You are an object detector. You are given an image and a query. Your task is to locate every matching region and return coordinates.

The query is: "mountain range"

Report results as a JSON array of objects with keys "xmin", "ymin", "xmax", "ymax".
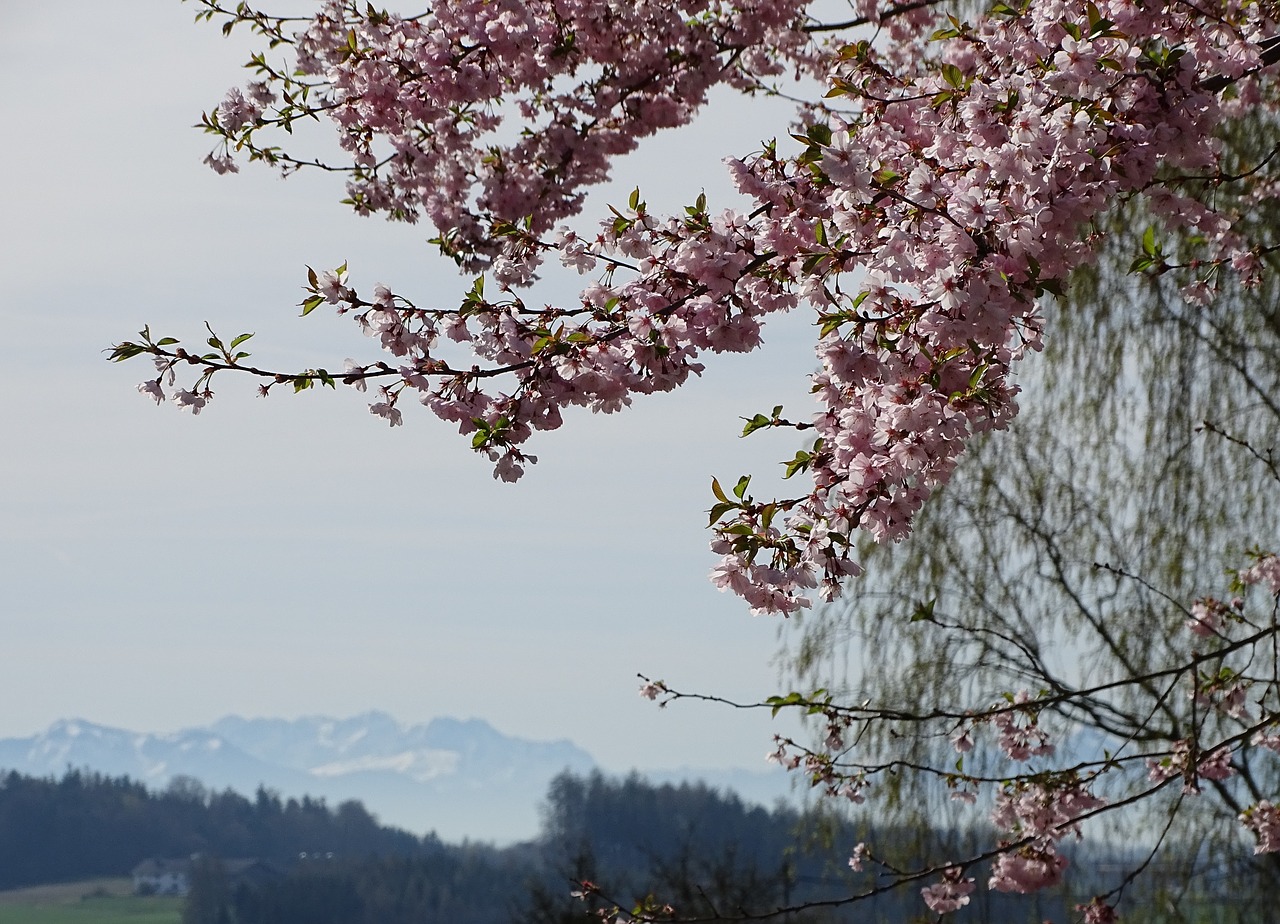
[{"xmin": 0, "ymin": 713, "xmax": 792, "ymax": 843}]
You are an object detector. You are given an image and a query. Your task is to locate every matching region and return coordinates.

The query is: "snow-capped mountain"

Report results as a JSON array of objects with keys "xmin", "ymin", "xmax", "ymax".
[
  {"xmin": 0, "ymin": 713, "xmax": 593, "ymax": 843},
  {"xmin": 0, "ymin": 714, "xmax": 793, "ymax": 844}
]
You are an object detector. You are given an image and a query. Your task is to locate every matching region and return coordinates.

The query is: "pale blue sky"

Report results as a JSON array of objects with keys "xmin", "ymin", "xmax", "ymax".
[{"xmin": 1, "ymin": 4, "xmax": 825, "ymax": 772}]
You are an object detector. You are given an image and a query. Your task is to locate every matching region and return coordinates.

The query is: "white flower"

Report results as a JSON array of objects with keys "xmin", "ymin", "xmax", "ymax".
[
  {"xmin": 173, "ymin": 389, "xmax": 208, "ymax": 415},
  {"xmin": 137, "ymin": 380, "xmax": 165, "ymax": 405}
]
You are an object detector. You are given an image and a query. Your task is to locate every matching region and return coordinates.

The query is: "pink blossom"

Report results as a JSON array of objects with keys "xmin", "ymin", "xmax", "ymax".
[
  {"xmin": 1197, "ymin": 747, "xmax": 1236, "ymax": 782},
  {"xmin": 491, "ymin": 451, "xmax": 525, "ymax": 482},
  {"xmin": 369, "ymin": 401, "xmax": 402, "ymax": 427},
  {"xmin": 992, "ymin": 780, "xmax": 1105, "ymax": 844},
  {"xmin": 1148, "ymin": 740, "xmax": 1235, "ymax": 790},
  {"xmin": 217, "ymin": 86, "xmax": 262, "ymax": 133},
  {"xmin": 318, "ymin": 270, "xmax": 347, "ymax": 305},
  {"xmin": 1240, "ymin": 801, "xmax": 1280, "ymax": 853},
  {"xmin": 1240, "ymin": 555, "xmax": 1280, "ymax": 595},
  {"xmin": 173, "ymin": 389, "xmax": 208, "ymax": 414},
  {"xmin": 1077, "ymin": 898, "xmax": 1119, "ymax": 924},
  {"xmin": 921, "ymin": 867, "xmax": 975, "ymax": 914},
  {"xmin": 1252, "ymin": 727, "xmax": 1280, "ymax": 753},
  {"xmin": 1218, "ymin": 683, "xmax": 1250, "ymax": 720},
  {"xmin": 157, "ymin": 0, "xmax": 1280, "ymax": 618},
  {"xmin": 202, "ymin": 152, "xmax": 238, "ymax": 175},
  {"xmin": 1187, "ymin": 598, "xmax": 1229, "ymax": 637},
  {"xmin": 343, "ymin": 359, "xmax": 368, "ymax": 393},
  {"xmin": 993, "ymin": 692, "xmax": 1054, "ymax": 761},
  {"xmin": 989, "ymin": 847, "xmax": 1067, "ymax": 893},
  {"xmin": 136, "ymin": 380, "xmax": 165, "ymax": 405}
]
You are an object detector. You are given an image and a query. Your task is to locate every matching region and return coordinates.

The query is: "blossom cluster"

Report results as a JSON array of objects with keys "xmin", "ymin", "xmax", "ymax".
[
  {"xmin": 988, "ymin": 778, "xmax": 1105, "ymax": 893},
  {"xmin": 702, "ymin": 1, "xmax": 1280, "ymax": 612},
  {"xmin": 682, "ymin": 540, "xmax": 1280, "ymax": 914},
  {"xmin": 1240, "ymin": 553, "xmax": 1280, "ymax": 595},
  {"xmin": 208, "ymin": 0, "xmax": 819, "ymax": 267},
  {"xmin": 1146, "ymin": 740, "xmax": 1236, "ymax": 791},
  {"xmin": 920, "ymin": 866, "xmax": 975, "ymax": 914},
  {"xmin": 1240, "ymin": 801, "xmax": 1280, "ymax": 854},
  {"xmin": 113, "ymin": 2, "xmax": 1280, "ymax": 916},
  {"xmin": 124, "ymin": 0, "xmax": 1280, "ymax": 618}
]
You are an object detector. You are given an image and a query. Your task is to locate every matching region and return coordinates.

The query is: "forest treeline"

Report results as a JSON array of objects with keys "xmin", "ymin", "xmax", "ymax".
[
  {"xmin": 0, "ymin": 769, "xmax": 427, "ymax": 889},
  {"xmin": 181, "ymin": 770, "xmax": 964, "ymax": 924},
  {"xmin": 0, "ymin": 767, "xmax": 1252, "ymax": 922}
]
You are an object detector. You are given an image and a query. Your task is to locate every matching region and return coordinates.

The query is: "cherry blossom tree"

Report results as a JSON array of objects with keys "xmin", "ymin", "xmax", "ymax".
[
  {"xmin": 778, "ymin": 240, "xmax": 1280, "ymax": 919},
  {"xmin": 112, "ymin": 0, "xmax": 1280, "ymax": 919}
]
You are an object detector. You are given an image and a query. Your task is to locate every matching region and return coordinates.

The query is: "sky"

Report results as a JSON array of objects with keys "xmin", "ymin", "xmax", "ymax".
[{"xmin": 0, "ymin": 4, "xmax": 828, "ymax": 774}]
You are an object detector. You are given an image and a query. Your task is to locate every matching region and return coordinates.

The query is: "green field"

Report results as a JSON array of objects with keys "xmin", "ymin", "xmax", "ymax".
[{"xmin": 0, "ymin": 880, "xmax": 181, "ymax": 924}]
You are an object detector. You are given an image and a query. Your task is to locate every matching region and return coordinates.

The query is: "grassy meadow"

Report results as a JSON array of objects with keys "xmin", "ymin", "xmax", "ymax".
[{"xmin": 0, "ymin": 879, "xmax": 181, "ymax": 924}]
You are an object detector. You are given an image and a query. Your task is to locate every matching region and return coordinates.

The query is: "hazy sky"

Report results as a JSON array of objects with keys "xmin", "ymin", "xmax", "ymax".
[{"xmin": 1, "ymin": 4, "xmax": 828, "ymax": 773}]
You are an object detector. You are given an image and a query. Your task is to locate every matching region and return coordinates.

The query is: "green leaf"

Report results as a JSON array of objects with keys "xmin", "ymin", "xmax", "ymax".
[
  {"xmin": 107, "ymin": 343, "xmax": 145, "ymax": 362},
  {"xmin": 759, "ymin": 503, "xmax": 777, "ymax": 529},
  {"xmin": 941, "ymin": 63, "xmax": 964, "ymax": 88},
  {"xmin": 910, "ymin": 598, "xmax": 937, "ymax": 622},
  {"xmin": 741, "ymin": 414, "xmax": 772, "ymax": 437},
  {"xmin": 711, "ymin": 477, "xmax": 729, "ymax": 504},
  {"xmin": 1142, "ymin": 226, "xmax": 1158, "ymax": 256},
  {"xmin": 155, "ymin": 337, "xmax": 179, "ymax": 347},
  {"xmin": 300, "ymin": 295, "xmax": 324, "ymax": 316},
  {"xmin": 708, "ymin": 502, "xmax": 736, "ymax": 527},
  {"xmin": 818, "ymin": 312, "xmax": 848, "ymax": 338},
  {"xmin": 766, "ymin": 691, "xmax": 805, "ymax": 717},
  {"xmin": 732, "ymin": 475, "xmax": 751, "ymax": 500},
  {"xmin": 1038, "ymin": 278, "xmax": 1066, "ymax": 298},
  {"xmin": 229, "ymin": 332, "xmax": 255, "ymax": 349},
  {"xmin": 806, "ymin": 123, "xmax": 832, "ymax": 146},
  {"xmin": 783, "ymin": 450, "xmax": 812, "ymax": 479}
]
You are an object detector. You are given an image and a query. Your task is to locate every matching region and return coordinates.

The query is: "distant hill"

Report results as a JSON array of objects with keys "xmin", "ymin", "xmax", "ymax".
[{"xmin": 0, "ymin": 713, "xmax": 792, "ymax": 843}]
